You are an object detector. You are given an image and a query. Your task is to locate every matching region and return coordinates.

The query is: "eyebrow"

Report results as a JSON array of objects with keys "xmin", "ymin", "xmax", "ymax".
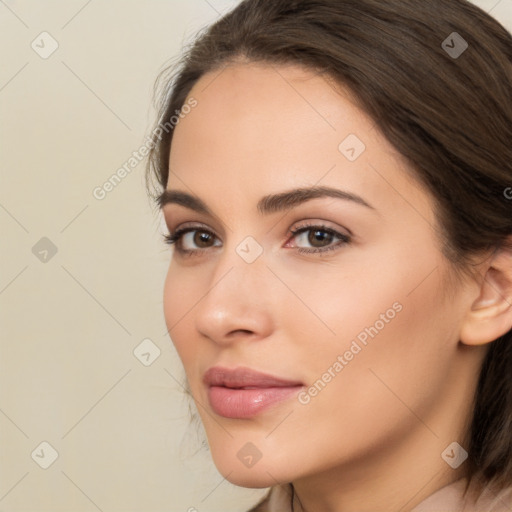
[{"xmin": 157, "ymin": 185, "xmax": 376, "ymax": 215}]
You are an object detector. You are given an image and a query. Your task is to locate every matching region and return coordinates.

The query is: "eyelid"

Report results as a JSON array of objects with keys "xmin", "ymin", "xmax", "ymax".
[
  {"xmin": 287, "ymin": 219, "xmax": 350, "ymax": 236},
  {"xmin": 165, "ymin": 220, "xmax": 220, "ymax": 241},
  {"xmin": 164, "ymin": 219, "xmax": 347, "ymax": 243},
  {"xmin": 284, "ymin": 222, "xmax": 351, "ymax": 252},
  {"xmin": 163, "ymin": 220, "xmax": 352, "ymax": 258},
  {"xmin": 163, "ymin": 209, "xmax": 227, "ymax": 238}
]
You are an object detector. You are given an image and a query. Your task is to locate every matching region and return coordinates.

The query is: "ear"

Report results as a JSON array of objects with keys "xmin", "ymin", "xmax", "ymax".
[{"xmin": 460, "ymin": 241, "xmax": 512, "ymax": 346}]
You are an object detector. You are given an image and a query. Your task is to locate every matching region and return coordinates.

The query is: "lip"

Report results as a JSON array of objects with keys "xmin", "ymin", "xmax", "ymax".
[
  {"xmin": 203, "ymin": 366, "xmax": 303, "ymax": 388},
  {"xmin": 204, "ymin": 366, "xmax": 304, "ymax": 419}
]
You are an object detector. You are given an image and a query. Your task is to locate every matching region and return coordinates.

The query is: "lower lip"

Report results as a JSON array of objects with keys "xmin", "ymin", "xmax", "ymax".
[{"xmin": 207, "ymin": 385, "xmax": 303, "ymax": 419}]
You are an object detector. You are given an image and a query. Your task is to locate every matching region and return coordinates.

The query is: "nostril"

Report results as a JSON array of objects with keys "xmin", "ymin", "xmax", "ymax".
[
  {"xmin": 218, "ymin": 329, "xmax": 256, "ymax": 343},
  {"xmin": 229, "ymin": 329, "xmax": 254, "ymax": 336}
]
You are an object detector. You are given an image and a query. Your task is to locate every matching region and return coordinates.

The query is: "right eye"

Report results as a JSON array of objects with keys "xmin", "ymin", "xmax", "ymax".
[{"xmin": 163, "ymin": 227, "xmax": 222, "ymax": 255}]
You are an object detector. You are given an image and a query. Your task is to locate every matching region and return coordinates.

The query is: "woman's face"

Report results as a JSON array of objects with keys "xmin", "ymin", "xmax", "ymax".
[{"xmin": 161, "ymin": 62, "xmax": 482, "ymax": 489}]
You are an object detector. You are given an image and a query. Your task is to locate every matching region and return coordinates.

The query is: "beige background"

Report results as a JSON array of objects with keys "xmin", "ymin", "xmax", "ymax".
[{"xmin": 1, "ymin": 1, "xmax": 511, "ymax": 511}]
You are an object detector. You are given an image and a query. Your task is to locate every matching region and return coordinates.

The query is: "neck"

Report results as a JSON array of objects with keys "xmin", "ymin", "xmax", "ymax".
[
  {"xmin": 291, "ymin": 434, "xmax": 467, "ymax": 512},
  {"xmin": 290, "ymin": 346, "xmax": 482, "ymax": 512}
]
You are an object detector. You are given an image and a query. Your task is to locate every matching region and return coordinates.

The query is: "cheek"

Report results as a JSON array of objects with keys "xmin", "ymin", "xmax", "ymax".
[
  {"xmin": 283, "ymin": 232, "xmax": 446, "ymax": 344},
  {"xmin": 278, "ymin": 239, "xmax": 453, "ymax": 408},
  {"xmin": 163, "ymin": 263, "xmax": 201, "ymax": 363},
  {"xmin": 301, "ymin": 270, "xmax": 453, "ymax": 417}
]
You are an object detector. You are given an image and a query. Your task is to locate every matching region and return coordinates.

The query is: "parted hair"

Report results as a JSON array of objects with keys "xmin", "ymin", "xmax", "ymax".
[{"xmin": 146, "ymin": 0, "xmax": 512, "ymax": 508}]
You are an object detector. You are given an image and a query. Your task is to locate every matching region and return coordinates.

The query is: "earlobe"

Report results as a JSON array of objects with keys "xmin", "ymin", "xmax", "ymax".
[{"xmin": 459, "ymin": 244, "xmax": 512, "ymax": 346}]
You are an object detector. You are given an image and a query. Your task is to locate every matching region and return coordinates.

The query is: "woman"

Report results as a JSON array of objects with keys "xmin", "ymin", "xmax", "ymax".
[{"xmin": 146, "ymin": 0, "xmax": 512, "ymax": 510}]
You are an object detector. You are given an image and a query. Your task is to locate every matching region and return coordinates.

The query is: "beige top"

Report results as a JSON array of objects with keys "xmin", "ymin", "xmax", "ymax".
[{"xmin": 248, "ymin": 477, "xmax": 512, "ymax": 511}]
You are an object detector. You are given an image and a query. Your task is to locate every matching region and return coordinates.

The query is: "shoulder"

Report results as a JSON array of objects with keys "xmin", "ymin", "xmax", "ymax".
[
  {"xmin": 246, "ymin": 491, "xmax": 270, "ymax": 512},
  {"xmin": 470, "ymin": 479, "xmax": 512, "ymax": 512},
  {"xmin": 412, "ymin": 477, "xmax": 512, "ymax": 512},
  {"xmin": 246, "ymin": 484, "xmax": 293, "ymax": 512}
]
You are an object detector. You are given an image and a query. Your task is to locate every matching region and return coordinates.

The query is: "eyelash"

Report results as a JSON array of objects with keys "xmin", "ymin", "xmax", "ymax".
[{"xmin": 162, "ymin": 223, "xmax": 351, "ymax": 257}]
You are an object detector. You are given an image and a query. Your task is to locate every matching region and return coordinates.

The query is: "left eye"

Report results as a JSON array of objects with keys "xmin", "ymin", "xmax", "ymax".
[
  {"xmin": 164, "ymin": 226, "xmax": 351, "ymax": 255},
  {"xmin": 287, "ymin": 225, "xmax": 351, "ymax": 253}
]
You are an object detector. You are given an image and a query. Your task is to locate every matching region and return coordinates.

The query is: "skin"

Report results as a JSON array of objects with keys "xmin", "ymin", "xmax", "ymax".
[{"xmin": 160, "ymin": 61, "xmax": 512, "ymax": 512}]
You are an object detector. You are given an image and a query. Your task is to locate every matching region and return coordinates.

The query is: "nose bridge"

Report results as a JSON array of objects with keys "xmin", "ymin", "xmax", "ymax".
[
  {"xmin": 210, "ymin": 232, "xmax": 268, "ymax": 296},
  {"xmin": 194, "ymin": 236, "xmax": 273, "ymax": 342}
]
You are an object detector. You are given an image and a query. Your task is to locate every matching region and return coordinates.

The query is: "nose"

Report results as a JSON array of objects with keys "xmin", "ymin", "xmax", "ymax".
[{"xmin": 194, "ymin": 254, "xmax": 275, "ymax": 346}]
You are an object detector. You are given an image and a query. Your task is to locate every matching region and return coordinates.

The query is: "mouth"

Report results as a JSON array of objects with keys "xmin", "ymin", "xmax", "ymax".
[{"xmin": 203, "ymin": 366, "xmax": 304, "ymax": 419}]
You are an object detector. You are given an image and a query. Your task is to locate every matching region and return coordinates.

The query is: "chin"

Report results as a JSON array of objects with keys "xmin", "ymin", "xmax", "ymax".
[
  {"xmin": 219, "ymin": 466, "xmax": 282, "ymax": 489},
  {"xmin": 210, "ymin": 450, "xmax": 296, "ymax": 488}
]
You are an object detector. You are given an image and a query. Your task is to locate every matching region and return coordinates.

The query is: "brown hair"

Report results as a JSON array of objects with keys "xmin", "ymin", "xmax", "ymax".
[{"xmin": 146, "ymin": 0, "xmax": 512, "ymax": 506}]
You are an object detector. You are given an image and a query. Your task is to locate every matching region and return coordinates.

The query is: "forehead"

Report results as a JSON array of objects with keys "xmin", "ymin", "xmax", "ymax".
[
  {"xmin": 167, "ymin": 61, "xmax": 433, "ymax": 224},
  {"xmin": 179, "ymin": 61, "xmax": 375, "ymax": 157}
]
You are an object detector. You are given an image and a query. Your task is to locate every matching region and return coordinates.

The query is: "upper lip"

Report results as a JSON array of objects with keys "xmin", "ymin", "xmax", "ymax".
[{"xmin": 203, "ymin": 366, "xmax": 303, "ymax": 389}]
